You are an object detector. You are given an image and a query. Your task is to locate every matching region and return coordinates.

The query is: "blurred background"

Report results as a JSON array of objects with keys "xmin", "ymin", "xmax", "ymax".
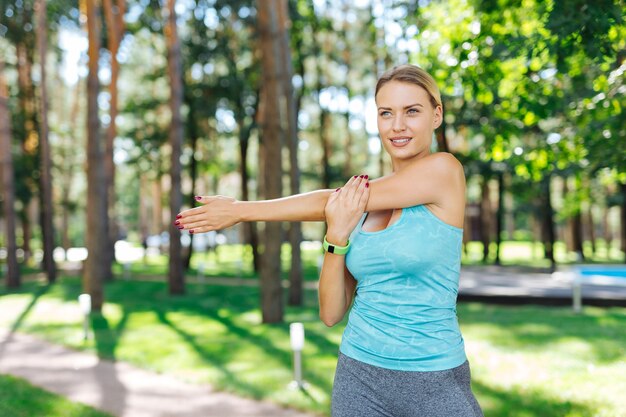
[{"xmin": 0, "ymin": 1, "xmax": 625, "ymax": 416}]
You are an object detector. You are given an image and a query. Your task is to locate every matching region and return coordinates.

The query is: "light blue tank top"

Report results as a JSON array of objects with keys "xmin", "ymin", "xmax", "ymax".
[{"xmin": 340, "ymin": 204, "xmax": 466, "ymax": 371}]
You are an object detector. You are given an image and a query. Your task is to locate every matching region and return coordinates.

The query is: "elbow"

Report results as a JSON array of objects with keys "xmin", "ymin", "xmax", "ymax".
[{"xmin": 319, "ymin": 312, "xmax": 342, "ymax": 327}]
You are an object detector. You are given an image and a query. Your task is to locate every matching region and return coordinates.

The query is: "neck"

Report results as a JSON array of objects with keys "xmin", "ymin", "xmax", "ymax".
[{"xmin": 391, "ymin": 149, "xmax": 431, "ymax": 172}]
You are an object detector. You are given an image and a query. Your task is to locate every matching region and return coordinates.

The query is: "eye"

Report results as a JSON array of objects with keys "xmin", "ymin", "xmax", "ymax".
[
  {"xmin": 379, "ymin": 111, "xmax": 392, "ymax": 117},
  {"xmin": 407, "ymin": 108, "xmax": 420, "ymax": 115}
]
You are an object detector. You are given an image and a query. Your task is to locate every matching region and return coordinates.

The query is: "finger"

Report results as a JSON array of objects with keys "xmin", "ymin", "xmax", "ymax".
[
  {"xmin": 182, "ymin": 218, "xmax": 217, "ymax": 231},
  {"xmin": 184, "ymin": 225, "xmax": 216, "ymax": 235},
  {"xmin": 342, "ymin": 175, "xmax": 362, "ymax": 202},
  {"xmin": 175, "ymin": 196, "xmax": 217, "ymax": 218},
  {"xmin": 352, "ymin": 175, "xmax": 369, "ymax": 204},
  {"xmin": 176, "ymin": 208, "xmax": 208, "ymax": 227},
  {"xmin": 358, "ymin": 180, "xmax": 370, "ymax": 210},
  {"xmin": 345, "ymin": 175, "xmax": 365, "ymax": 203}
]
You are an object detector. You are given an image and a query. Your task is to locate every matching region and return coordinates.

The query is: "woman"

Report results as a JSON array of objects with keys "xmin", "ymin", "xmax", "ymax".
[{"xmin": 175, "ymin": 64, "xmax": 483, "ymax": 417}]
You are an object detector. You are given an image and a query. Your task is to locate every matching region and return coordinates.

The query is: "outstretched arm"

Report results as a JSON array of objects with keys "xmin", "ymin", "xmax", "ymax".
[
  {"xmin": 176, "ymin": 189, "xmax": 334, "ymax": 233},
  {"xmin": 176, "ymin": 152, "xmax": 464, "ymax": 233}
]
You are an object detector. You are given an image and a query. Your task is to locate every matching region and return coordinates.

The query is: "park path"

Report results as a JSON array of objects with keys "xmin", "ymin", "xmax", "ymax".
[{"xmin": 0, "ymin": 329, "xmax": 320, "ymax": 417}]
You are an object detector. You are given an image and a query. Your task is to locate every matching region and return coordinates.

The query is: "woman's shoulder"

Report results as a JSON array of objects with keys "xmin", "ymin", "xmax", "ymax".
[
  {"xmin": 422, "ymin": 152, "xmax": 463, "ymax": 171},
  {"xmin": 411, "ymin": 152, "xmax": 465, "ymax": 186}
]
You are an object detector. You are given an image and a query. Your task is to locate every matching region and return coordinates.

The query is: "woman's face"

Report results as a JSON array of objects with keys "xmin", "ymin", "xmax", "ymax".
[{"xmin": 376, "ymin": 81, "xmax": 442, "ymax": 165}]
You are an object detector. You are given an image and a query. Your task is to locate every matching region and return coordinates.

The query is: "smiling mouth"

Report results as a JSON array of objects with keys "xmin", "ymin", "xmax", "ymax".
[{"xmin": 389, "ymin": 137, "xmax": 412, "ymax": 145}]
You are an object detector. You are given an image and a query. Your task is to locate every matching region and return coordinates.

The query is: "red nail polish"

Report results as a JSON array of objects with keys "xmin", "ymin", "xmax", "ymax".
[
  {"xmin": 353, "ymin": 175, "xmax": 358, "ymax": 178},
  {"xmin": 175, "ymin": 220, "xmax": 180, "ymax": 225},
  {"xmin": 189, "ymin": 230, "xmax": 194, "ymax": 234},
  {"xmin": 365, "ymin": 175, "xmax": 369, "ymax": 179},
  {"xmin": 365, "ymin": 183, "xmax": 369, "ymax": 188},
  {"xmin": 176, "ymin": 214, "xmax": 182, "ymax": 219},
  {"xmin": 359, "ymin": 175, "xmax": 364, "ymax": 178},
  {"xmin": 336, "ymin": 188, "xmax": 340, "ymax": 192},
  {"xmin": 177, "ymin": 226, "xmax": 184, "ymax": 230}
]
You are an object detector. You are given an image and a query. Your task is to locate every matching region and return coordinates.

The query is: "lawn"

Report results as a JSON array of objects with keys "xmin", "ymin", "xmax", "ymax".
[
  {"xmin": 1, "ymin": 273, "xmax": 625, "ymax": 417},
  {"xmin": 0, "ymin": 373, "xmax": 114, "ymax": 417}
]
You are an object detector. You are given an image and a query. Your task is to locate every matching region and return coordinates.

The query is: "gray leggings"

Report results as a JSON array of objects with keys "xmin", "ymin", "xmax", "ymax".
[{"xmin": 332, "ymin": 353, "xmax": 484, "ymax": 417}]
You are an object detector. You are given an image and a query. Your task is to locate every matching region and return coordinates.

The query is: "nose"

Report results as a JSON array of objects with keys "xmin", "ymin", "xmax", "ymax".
[{"xmin": 392, "ymin": 114, "xmax": 406, "ymax": 132}]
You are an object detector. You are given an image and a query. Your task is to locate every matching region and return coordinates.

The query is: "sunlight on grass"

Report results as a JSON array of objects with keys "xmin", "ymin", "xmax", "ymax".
[{"xmin": 1, "ymin": 278, "xmax": 625, "ymax": 416}]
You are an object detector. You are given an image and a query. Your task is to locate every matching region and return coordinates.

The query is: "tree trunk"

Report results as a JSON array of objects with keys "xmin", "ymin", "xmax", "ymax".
[
  {"xmin": 103, "ymin": 0, "xmax": 126, "ymax": 271},
  {"xmin": 621, "ymin": 183, "xmax": 626, "ymax": 263},
  {"xmin": 340, "ymin": 5, "xmax": 353, "ymax": 179},
  {"xmin": 572, "ymin": 210, "xmax": 585, "ymax": 261},
  {"xmin": 480, "ymin": 175, "xmax": 491, "ymax": 262},
  {"xmin": 238, "ymin": 121, "xmax": 261, "ymax": 272},
  {"xmin": 276, "ymin": 0, "xmax": 303, "ymax": 306},
  {"xmin": 320, "ymin": 110, "xmax": 331, "ymax": 188},
  {"xmin": 16, "ymin": 39, "xmax": 36, "ymax": 264},
  {"xmin": 312, "ymin": 19, "xmax": 331, "ymax": 189},
  {"xmin": 257, "ymin": 0, "xmax": 285, "ymax": 323},
  {"xmin": 0, "ymin": 59, "xmax": 21, "ymax": 289},
  {"xmin": 568, "ymin": 177, "xmax": 585, "ymax": 261},
  {"xmin": 542, "ymin": 176, "xmax": 557, "ymax": 271},
  {"xmin": 153, "ymin": 174, "xmax": 163, "ymax": 239},
  {"xmin": 494, "ymin": 171, "xmax": 504, "ymax": 265},
  {"xmin": 164, "ymin": 0, "xmax": 185, "ymax": 294},
  {"xmin": 61, "ymin": 80, "xmax": 82, "ymax": 254},
  {"xmin": 183, "ymin": 90, "xmax": 198, "ymax": 271},
  {"xmin": 84, "ymin": 0, "xmax": 109, "ymax": 312},
  {"xmin": 35, "ymin": 0, "xmax": 56, "ymax": 283}
]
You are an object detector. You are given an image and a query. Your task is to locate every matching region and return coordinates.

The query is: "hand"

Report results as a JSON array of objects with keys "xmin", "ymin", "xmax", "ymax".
[
  {"xmin": 324, "ymin": 175, "xmax": 369, "ymax": 245},
  {"xmin": 174, "ymin": 195, "xmax": 239, "ymax": 234}
]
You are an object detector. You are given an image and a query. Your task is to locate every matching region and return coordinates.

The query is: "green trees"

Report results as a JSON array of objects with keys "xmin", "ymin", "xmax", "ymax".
[{"xmin": 0, "ymin": 0, "xmax": 624, "ymax": 300}]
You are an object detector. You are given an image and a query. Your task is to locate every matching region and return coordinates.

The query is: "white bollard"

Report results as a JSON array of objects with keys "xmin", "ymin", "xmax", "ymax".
[
  {"xmin": 289, "ymin": 322, "xmax": 307, "ymax": 389},
  {"xmin": 78, "ymin": 294, "xmax": 92, "ymax": 340},
  {"xmin": 572, "ymin": 280, "xmax": 582, "ymax": 313}
]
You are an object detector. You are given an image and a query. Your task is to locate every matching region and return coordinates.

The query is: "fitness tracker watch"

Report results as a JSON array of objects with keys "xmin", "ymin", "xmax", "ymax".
[{"xmin": 323, "ymin": 235, "xmax": 351, "ymax": 255}]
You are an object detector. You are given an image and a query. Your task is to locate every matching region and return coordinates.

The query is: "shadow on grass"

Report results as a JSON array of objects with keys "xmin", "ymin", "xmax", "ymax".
[
  {"xmin": 473, "ymin": 378, "xmax": 596, "ymax": 417},
  {"xmin": 155, "ymin": 310, "xmax": 266, "ymax": 398},
  {"xmin": 0, "ymin": 374, "xmax": 114, "ymax": 417},
  {"xmin": 457, "ymin": 303, "xmax": 626, "ymax": 364},
  {"xmin": 90, "ymin": 312, "xmax": 129, "ymax": 414},
  {"xmin": 155, "ymin": 300, "xmax": 333, "ymax": 399},
  {"xmin": 0, "ymin": 283, "xmax": 50, "ymax": 359}
]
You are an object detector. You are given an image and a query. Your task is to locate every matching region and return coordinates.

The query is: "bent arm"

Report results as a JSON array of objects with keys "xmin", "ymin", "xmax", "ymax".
[{"xmin": 365, "ymin": 152, "xmax": 465, "ymax": 211}]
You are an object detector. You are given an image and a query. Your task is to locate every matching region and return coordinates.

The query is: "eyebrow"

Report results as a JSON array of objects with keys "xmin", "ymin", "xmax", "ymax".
[{"xmin": 377, "ymin": 103, "xmax": 424, "ymax": 110}]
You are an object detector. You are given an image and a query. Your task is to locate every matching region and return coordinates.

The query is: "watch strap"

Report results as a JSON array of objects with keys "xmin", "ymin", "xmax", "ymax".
[{"xmin": 323, "ymin": 235, "xmax": 350, "ymax": 255}]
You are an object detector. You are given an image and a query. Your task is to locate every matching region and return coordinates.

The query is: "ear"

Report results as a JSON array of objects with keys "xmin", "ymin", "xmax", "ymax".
[{"xmin": 433, "ymin": 105, "xmax": 443, "ymax": 129}]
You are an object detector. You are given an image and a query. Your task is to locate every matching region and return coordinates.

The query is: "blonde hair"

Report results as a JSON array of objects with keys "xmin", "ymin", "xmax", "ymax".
[{"xmin": 375, "ymin": 65, "xmax": 442, "ymax": 109}]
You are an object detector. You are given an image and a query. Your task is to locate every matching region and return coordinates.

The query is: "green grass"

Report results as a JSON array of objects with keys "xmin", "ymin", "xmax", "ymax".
[
  {"xmin": 1, "ymin": 276, "xmax": 625, "ymax": 417},
  {"xmin": 0, "ymin": 373, "xmax": 113, "ymax": 417}
]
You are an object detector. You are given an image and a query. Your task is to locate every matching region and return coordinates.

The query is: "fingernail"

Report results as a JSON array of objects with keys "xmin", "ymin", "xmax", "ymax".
[
  {"xmin": 175, "ymin": 220, "xmax": 180, "ymax": 225},
  {"xmin": 365, "ymin": 183, "xmax": 369, "ymax": 188},
  {"xmin": 176, "ymin": 214, "xmax": 182, "ymax": 219},
  {"xmin": 365, "ymin": 175, "xmax": 369, "ymax": 179},
  {"xmin": 353, "ymin": 175, "xmax": 358, "ymax": 178},
  {"xmin": 359, "ymin": 175, "xmax": 364, "ymax": 178},
  {"xmin": 336, "ymin": 188, "xmax": 340, "ymax": 192},
  {"xmin": 177, "ymin": 226, "xmax": 184, "ymax": 230},
  {"xmin": 189, "ymin": 229, "xmax": 194, "ymax": 234},
  {"xmin": 195, "ymin": 196, "xmax": 202, "ymax": 201}
]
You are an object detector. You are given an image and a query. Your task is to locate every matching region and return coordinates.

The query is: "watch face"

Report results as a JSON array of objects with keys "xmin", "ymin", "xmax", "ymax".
[{"xmin": 328, "ymin": 245, "xmax": 336, "ymax": 254}]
